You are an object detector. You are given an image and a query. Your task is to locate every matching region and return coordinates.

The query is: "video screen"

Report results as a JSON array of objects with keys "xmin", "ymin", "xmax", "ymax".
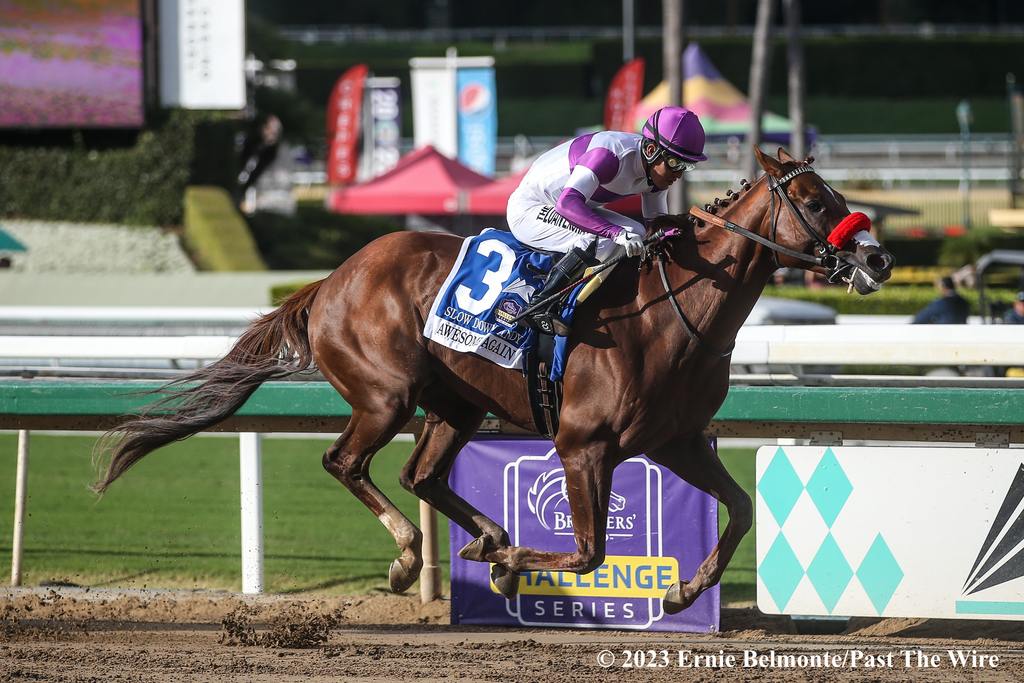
[{"xmin": 0, "ymin": 0, "xmax": 144, "ymax": 128}]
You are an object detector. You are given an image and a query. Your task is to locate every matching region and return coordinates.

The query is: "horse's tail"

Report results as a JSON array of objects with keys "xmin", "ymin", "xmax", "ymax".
[{"xmin": 93, "ymin": 279, "xmax": 325, "ymax": 494}]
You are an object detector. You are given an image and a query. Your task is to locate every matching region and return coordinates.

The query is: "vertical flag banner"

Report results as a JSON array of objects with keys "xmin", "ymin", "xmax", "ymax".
[
  {"xmin": 367, "ymin": 78, "xmax": 402, "ymax": 178},
  {"xmin": 604, "ymin": 57, "xmax": 645, "ymax": 132},
  {"xmin": 326, "ymin": 64, "xmax": 368, "ymax": 185},
  {"xmin": 456, "ymin": 66, "xmax": 497, "ymax": 176},
  {"xmin": 410, "ymin": 59, "xmax": 458, "ymax": 158},
  {"xmin": 449, "ymin": 437, "xmax": 719, "ymax": 632}
]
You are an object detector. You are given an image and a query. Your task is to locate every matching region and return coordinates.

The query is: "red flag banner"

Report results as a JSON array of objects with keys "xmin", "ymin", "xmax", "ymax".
[
  {"xmin": 603, "ymin": 58, "xmax": 645, "ymax": 132},
  {"xmin": 327, "ymin": 64, "xmax": 369, "ymax": 185}
]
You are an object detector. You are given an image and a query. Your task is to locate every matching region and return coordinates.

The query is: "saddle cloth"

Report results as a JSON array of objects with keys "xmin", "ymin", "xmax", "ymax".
[{"xmin": 423, "ymin": 228, "xmax": 580, "ymax": 380}]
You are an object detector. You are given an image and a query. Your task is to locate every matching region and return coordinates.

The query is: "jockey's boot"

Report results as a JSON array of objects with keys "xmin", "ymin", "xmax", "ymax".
[{"xmin": 528, "ymin": 246, "xmax": 593, "ymax": 336}]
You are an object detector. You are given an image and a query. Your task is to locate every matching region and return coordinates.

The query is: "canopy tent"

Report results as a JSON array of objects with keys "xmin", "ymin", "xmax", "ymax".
[
  {"xmin": 327, "ymin": 145, "xmax": 492, "ymax": 215},
  {"xmin": 466, "ymin": 169, "xmax": 526, "ymax": 215},
  {"xmin": 631, "ymin": 43, "xmax": 811, "ymax": 144}
]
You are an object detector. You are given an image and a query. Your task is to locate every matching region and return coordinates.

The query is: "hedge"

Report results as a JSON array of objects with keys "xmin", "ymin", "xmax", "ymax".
[
  {"xmin": 183, "ymin": 186, "xmax": 266, "ymax": 271},
  {"xmin": 246, "ymin": 203, "xmax": 401, "ymax": 270},
  {"xmin": 765, "ymin": 285, "xmax": 1018, "ymax": 316},
  {"xmin": 0, "ymin": 111, "xmax": 239, "ymax": 227}
]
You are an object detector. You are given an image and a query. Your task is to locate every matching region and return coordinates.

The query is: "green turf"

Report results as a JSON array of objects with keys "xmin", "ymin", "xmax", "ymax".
[{"xmin": 0, "ymin": 434, "xmax": 757, "ymax": 604}]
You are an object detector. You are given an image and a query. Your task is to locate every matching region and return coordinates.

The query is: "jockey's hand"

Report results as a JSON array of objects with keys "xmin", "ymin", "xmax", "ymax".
[{"xmin": 614, "ymin": 230, "xmax": 645, "ymax": 257}]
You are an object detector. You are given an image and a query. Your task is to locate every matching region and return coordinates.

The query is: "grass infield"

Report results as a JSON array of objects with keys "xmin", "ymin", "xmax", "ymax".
[{"xmin": 0, "ymin": 434, "xmax": 756, "ymax": 604}]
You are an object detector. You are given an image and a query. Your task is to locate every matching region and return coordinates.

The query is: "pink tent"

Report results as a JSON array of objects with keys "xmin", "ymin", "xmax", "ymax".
[
  {"xmin": 466, "ymin": 169, "xmax": 527, "ymax": 214},
  {"xmin": 328, "ymin": 146, "xmax": 492, "ymax": 215}
]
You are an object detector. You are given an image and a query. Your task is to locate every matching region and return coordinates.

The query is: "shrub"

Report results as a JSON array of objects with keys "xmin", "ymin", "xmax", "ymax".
[
  {"xmin": 0, "ymin": 111, "xmax": 239, "ymax": 226},
  {"xmin": 247, "ymin": 203, "xmax": 401, "ymax": 270},
  {"xmin": 765, "ymin": 284, "xmax": 1017, "ymax": 316}
]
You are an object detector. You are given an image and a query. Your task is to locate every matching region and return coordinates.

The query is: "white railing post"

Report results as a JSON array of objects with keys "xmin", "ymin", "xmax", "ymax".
[
  {"xmin": 11, "ymin": 429, "xmax": 29, "ymax": 586},
  {"xmin": 419, "ymin": 500, "xmax": 441, "ymax": 603},
  {"xmin": 239, "ymin": 432, "xmax": 264, "ymax": 594}
]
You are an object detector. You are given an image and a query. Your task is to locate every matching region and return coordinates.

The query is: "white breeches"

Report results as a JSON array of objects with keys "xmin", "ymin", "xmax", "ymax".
[{"xmin": 507, "ymin": 201, "xmax": 646, "ymax": 260}]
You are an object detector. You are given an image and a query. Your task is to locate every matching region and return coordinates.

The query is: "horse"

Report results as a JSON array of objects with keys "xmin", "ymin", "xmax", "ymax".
[{"xmin": 95, "ymin": 147, "xmax": 894, "ymax": 613}]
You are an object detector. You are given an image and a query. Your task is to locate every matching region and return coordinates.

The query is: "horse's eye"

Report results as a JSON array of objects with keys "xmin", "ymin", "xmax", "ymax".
[{"xmin": 806, "ymin": 200, "xmax": 824, "ymax": 213}]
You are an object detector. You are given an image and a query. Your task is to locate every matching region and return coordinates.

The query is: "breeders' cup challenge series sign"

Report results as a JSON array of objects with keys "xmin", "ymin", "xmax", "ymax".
[{"xmin": 449, "ymin": 438, "xmax": 719, "ymax": 632}]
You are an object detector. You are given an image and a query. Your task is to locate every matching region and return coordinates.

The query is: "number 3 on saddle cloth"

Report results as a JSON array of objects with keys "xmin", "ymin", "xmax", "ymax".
[{"xmin": 423, "ymin": 229, "xmax": 581, "ymax": 428}]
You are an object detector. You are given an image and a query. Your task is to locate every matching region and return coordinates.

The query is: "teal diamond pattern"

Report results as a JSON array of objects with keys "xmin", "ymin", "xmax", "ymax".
[
  {"xmin": 758, "ymin": 447, "xmax": 804, "ymax": 526},
  {"xmin": 760, "ymin": 533, "xmax": 804, "ymax": 611},
  {"xmin": 857, "ymin": 534, "xmax": 904, "ymax": 614},
  {"xmin": 806, "ymin": 533, "xmax": 854, "ymax": 613},
  {"xmin": 805, "ymin": 448, "xmax": 853, "ymax": 528}
]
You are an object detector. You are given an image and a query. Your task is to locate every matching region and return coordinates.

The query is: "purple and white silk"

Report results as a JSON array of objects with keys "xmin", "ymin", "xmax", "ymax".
[{"xmin": 507, "ymin": 131, "xmax": 667, "ymax": 257}]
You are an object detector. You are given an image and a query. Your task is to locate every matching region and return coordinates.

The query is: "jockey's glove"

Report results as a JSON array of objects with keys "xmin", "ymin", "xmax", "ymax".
[{"xmin": 614, "ymin": 230, "xmax": 645, "ymax": 257}]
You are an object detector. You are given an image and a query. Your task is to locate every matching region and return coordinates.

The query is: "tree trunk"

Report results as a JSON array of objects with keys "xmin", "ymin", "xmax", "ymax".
[
  {"xmin": 744, "ymin": 0, "xmax": 775, "ymax": 181},
  {"xmin": 784, "ymin": 0, "xmax": 806, "ymax": 160},
  {"xmin": 663, "ymin": 0, "xmax": 687, "ymax": 213}
]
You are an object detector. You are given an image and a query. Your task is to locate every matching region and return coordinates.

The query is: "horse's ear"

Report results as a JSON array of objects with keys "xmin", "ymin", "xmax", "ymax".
[
  {"xmin": 777, "ymin": 147, "xmax": 797, "ymax": 164},
  {"xmin": 753, "ymin": 145, "xmax": 783, "ymax": 177}
]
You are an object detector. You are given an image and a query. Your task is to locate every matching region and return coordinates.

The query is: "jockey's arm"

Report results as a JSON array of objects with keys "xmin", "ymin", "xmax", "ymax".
[{"xmin": 555, "ymin": 147, "xmax": 623, "ymax": 238}]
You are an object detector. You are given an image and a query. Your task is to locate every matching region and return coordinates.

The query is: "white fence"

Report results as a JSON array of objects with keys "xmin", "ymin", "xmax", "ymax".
[{"xmin": 4, "ymin": 319, "xmax": 1023, "ymax": 596}]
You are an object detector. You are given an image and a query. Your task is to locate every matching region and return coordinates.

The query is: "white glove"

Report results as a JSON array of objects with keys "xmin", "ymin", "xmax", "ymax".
[{"xmin": 614, "ymin": 231, "xmax": 644, "ymax": 257}]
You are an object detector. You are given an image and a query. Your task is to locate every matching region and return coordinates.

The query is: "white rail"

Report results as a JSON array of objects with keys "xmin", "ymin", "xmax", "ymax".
[{"xmin": 1, "ymin": 325, "xmax": 1021, "ymax": 367}]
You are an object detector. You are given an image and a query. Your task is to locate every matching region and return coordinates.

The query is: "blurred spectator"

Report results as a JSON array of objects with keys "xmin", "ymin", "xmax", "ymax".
[
  {"xmin": 912, "ymin": 276, "xmax": 969, "ymax": 324},
  {"xmin": 237, "ymin": 114, "xmax": 283, "ymax": 211},
  {"xmin": 1003, "ymin": 291, "xmax": 1024, "ymax": 324}
]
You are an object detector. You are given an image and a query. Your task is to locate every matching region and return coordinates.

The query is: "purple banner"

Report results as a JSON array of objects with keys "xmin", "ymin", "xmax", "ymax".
[{"xmin": 450, "ymin": 437, "xmax": 719, "ymax": 632}]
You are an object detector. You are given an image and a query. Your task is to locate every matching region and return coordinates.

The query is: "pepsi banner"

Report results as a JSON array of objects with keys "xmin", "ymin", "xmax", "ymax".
[
  {"xmin": 449, "ymin": 437, "xmax": 719, "ymax": 631},
  {"xmin": 456, "ymin": 67, "xmax": 497, "ymax": 176}
]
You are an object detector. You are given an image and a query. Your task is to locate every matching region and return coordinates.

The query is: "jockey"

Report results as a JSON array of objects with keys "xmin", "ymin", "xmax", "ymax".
[{"xmin": 507, "ymin": 105, "xmax": 707, "ymax": 335}]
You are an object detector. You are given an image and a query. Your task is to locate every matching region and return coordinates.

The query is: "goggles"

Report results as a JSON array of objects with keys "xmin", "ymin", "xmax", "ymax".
[{"xmin": 660, "ymin": 151, "xmax": 696, "ymax": 172}]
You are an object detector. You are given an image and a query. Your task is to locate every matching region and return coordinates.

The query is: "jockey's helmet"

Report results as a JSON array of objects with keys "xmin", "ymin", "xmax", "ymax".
[{"xmin": 641, "ymin": 106, "xmax": 707, "ymax": 169}]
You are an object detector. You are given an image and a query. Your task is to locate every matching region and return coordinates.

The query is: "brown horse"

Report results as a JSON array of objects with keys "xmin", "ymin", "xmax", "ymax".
[{"xmin": 96, "ymin": 147, "xmax": 893, "ymax": 613}]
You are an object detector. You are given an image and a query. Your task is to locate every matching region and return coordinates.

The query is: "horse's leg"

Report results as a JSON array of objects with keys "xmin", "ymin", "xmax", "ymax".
[
  {"xmin": 647, "ymin": 433, "xmax": 753, "ymax": 614},
  {"xmin": 398, "ymin": 405, "xmax": 512, "ymax": 564},
  {"xmin": 322, "ymin": 402, "xmax": 424, "ymax": 593},
  {"xmin": 482, "ymin": 439, "xmax": 616, "ymax": 598}
]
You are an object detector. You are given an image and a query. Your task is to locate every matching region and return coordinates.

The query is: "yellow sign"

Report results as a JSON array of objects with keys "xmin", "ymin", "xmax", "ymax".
[{"xmin": 490, "ymin": 555, "xmax": 679, "ymax": 598}]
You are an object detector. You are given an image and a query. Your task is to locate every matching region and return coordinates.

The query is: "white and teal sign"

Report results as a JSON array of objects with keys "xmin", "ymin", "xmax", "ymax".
[{"xmin": 756, "ymin": 446, "xmax": 1024, "ymax": 621}]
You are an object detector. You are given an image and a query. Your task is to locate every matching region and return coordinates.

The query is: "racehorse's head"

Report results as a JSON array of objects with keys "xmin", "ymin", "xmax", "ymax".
[{"xmin": 754, "ymin": 146, "xmax": 894, "ymax": 295}]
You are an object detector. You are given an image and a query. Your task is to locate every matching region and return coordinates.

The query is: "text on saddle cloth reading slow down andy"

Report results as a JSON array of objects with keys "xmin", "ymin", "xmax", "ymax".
[{"xmin": 449, "ymin": 437, "xmax": 720, "ymax": 632}]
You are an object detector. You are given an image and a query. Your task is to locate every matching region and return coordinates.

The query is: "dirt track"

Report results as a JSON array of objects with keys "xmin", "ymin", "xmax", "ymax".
[{"xmin": 2, "ymin": 588, "xmax": 1023, "ymax": 682}]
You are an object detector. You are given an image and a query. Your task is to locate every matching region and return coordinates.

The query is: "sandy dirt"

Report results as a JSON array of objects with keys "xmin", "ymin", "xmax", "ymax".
[{"xmin": 1, "ymin": 588, "xmax": 1022, "ymax": 682}]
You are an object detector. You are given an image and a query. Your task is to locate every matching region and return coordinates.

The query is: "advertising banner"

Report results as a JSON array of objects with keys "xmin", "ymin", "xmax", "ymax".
[
  {"xmin": 604, "ymin": 58, "xmax": 645, "ymax": 132},
  {"xmin": 757, "ymin": 446, "xmax": 1024, "ymax": 620},
  {"xmin": 326, "ymin": 64, "xmax": 368, "ymax": 185},
  {"xmin": 456, "ymin": 67, "xmax": 497, "ymax": 176},
  {"xmin": 159, "ymin": 0, "xmax": 245, "ymax": 110},
  {"xmin": 410, "ymin": 60, "xmax": 458, "ymax": 159},
  {"xmin": 449, "ymin": 437, "xmax": 719, "ymax": 632},
  {"xmin": 363, "ymin": 77, "xmax": 402, "ymax": 179}
]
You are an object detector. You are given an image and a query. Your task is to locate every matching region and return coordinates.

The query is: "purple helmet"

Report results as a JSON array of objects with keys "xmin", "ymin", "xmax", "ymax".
[{"xmin": 642, "ymin": 106, "xmax": 707, "ymax": 163}]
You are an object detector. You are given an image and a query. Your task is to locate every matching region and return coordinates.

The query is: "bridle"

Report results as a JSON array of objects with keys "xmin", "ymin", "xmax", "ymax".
[
  {"xmin": 699, "ymin": 164, "xmax": 858, "ymax": 284},
  {"xmin": 765, "ymin": 165, "xmax": 857, "ymax": 285},
  {"xmin": 653, "ymin": 164, "xmax": 862, "ymax": 356}
]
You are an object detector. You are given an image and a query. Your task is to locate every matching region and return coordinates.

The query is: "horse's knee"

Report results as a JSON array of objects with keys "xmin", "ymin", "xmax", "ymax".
[{"xmin": 323, "ymin": 450, "xmax": 363, "ymax": 489}]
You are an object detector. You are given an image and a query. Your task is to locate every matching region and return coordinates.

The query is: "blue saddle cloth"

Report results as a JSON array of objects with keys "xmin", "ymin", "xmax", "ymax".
[{"xmin": 422, "ymin": 228, "xmax": 579, "ymax": 381}]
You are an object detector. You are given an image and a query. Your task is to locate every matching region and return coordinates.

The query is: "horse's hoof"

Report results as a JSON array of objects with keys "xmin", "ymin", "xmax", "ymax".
[
  {"xmin": 490, "ymin": 564, "xmax": 520, "ymax": 600},
  {"xmin": 663, "ymin": 580, "xmax": 690, "ymax": 615},
  {"xmin": 458, "ymin": 535, "xmax": 494, "ymax": 562},
  {"xmin": 388, "ymin": 556, "xmax": 421, "ymax": 594}
]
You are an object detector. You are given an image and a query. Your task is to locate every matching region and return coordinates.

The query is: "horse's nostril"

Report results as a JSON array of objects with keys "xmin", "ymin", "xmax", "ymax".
[{"xmin": 866, "ymin": 253, "xmax": 891, "ymax": 272}]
